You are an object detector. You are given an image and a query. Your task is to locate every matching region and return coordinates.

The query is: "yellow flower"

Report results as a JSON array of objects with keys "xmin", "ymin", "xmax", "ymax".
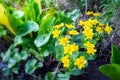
[
  {"xmin": 52, "ymin": 30, "xmax": 60, "ymax": 38},
  {"xmin": 71, "ymin": 43, "xmax": 79, "ymax": 52},
  {"xmin": 96, "ymin": 27, "xmax": 103, "ymax": 33},
  {"xmin": 86, "ymin": 11, "xmax": 93, "ymax": 15},
  {"xmin": 74, "ymin": 56, "xmax": 87, "ymax": 69},
  {"xmin": 54, "ymin": 23, "xmax": 64, "ymax": 29},
  {"xmin": 84, "ymin": 41, "xmax": 95, "ymax": 48},
  {"xmin": 83, "ymin": 21, "xmax": 93, "ymax": 28},
  {"xmin": 92, "ymin": 19, "xmax": 99, "ymax": 25},
  {"xmin": 65, "ymin": 24, "xmax": 74, "ymax": 29},
  {"xmin": 59, "ymin": 37, "xmax": 69, "ymax": 45},
  {"xmin": 64, "ymin": 44, "xmax": 74, "ymax": 55},
  {"xmin": 61, "ymin": 55, "xmax": 70, "ymax": 68},
  {"xmin": 93, "ymin": 13, "xmax": 100, "ymax": 17},
  {"xmin": 68, "ymin": 30, "xmax": 79, "ymax": 35},
  {"xmin": 87, "ymin": 47, "xmax": 97, "ymax": 55},
  {"xmin": 99, "ymin": 23, "xmax": 105, "ymax": 27},
  {"xmin": 84, "ymin": 41, "xmax": 97, "ymax": 55},
  {"xmin": 104, "ymin": 25, "xmax": 112, "ymax": 34},
  {"xmin": 79, "ymin": 20, "xmax": 85, "ymax": 26},
  {"xmin": 83, "ymin": 28, "xmax": 93, "ymax": 39}
]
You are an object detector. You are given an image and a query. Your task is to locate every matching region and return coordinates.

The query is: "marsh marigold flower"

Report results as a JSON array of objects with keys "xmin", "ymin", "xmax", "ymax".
[
  {"xmin": 93, "ymin": 13, "xmax": 100, "ymax": 17},
  {"xmin": 96, "ymin": 27, "xmax": 103, "ymax": 33},
  {"xmin": 87, "ymin": 47, "xmax": 97, "ymax": 55},
  {"xmin": 83, "ymin": 28, "xmax": 93, "ymax": 39},
  {"xmin": 79, "ymin": 20, "xmax": 85, "ymax": 26},
  {"xmin": 68, "ymin": 30, "xmax": 79, "ymax": 35},
  {"xmin": 104, "ymin": 25, "xmax": 112, "ymax": 34},
  {"xmin": 84, "ymin": 41, "xmax": 95, "ymax": 48},
  {"xmin": 84, "ymin": 41, "xmax": 97, "ymax": 55},
  {"xmin": 71, "ymin": 43, "xmax": 79, "ymax": 52},
  {"xmin": 59, "ymin": 37, "xmax": 69, "ymax": 45},
  {"xmin": 62, "ymin": 55, "xmax": 70, "ymax": 68},
  {"xmin": 74, "ymin": 56, "xmax": 87, "ymax": 69},
  {"xmin": 54, "ymin": 23, "xmax": 64, "ymax": 29},
  {"xmin": 52, "ymin": 30, "xmax": 60, "ymax": 38},
  {"xmin": 65, "ymin": 24, "xmax": 74, "ymax": 29},
  {"xmin": 64, "ymin": 44, "xmax": 74, "ymax": 55},
  {"xmin": 86, "ymin": 11, "xmax": 93, "ymax": 15}
]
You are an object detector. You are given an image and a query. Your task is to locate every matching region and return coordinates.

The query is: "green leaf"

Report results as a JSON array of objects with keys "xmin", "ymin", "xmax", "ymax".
[
  {"xmin": 34, "ymin": 34, "xmax": 50, "ymax": 47},
  {"xmin": 12, "ymin": 10, "xmax": 24, "ymax": 19},
  {"xmin": 20, "ymin": 50, "xmax": 29, "ymax": 60},
  {"xmin": 38, "ymin": 8, "xmax": 55, "ymax": 34},
  {"xmin": 71, "ymin": 68, "xmax": 84, "ymax": 75},
  {"xmin": 18, "ymin": 21, "xmax": 39, "ymax": 36},
  {"xmin": 66, "ymin": 9, "xmax": 81, "ymax": 22},
  {"xmin": 55, "ymin": 43, "xmax": 64, "ymax": 60},
  {"xmin": 45, "ymin": 72, "xmax": 53, "ymax": 80},
  {"xmin": 28, "ymin": 48, "xmax": 41, "ymax": 60},
  {"xmin": 56, "ymin": 72, "xmax": 70, "ymax": 80},
  {"xmin": 8, "ymin": 58, "xmax": 17, "ymax": 68},
  {"xmin": 2, "ymin": 68, "xmax": 10, "ymax": 76},
  {"xmin": 111, "ymin": 45, "xmax": 120, "ymax": 64},
  {"xmin": 14, "ymin": 36, "xmax": 23, "ymax": 47},
  {"xmin": 0, "ymin": 25, "xmax": 6, "ymax": 36},
  {"xmin": 25, "ymin": 59, "xmax": 43, "ymax": 74},
  {"xmin": 99, "ymin": 64, "xmax": 120, "ymax": 80},
  {"xmin": 1, "ymin": 45, "xmax": 14, "ymax": 62}
]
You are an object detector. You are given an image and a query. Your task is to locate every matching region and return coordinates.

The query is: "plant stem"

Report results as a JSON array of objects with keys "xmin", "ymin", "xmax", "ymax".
[{"xmin": 51, "ymin": 62, "xmax": 61, "ymax": 80}]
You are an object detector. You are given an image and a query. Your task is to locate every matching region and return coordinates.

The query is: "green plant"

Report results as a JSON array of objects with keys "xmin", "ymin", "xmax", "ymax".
[
  {"xmin": 0, "ymin": 0, "xmax": 113, "ymax": 80},
  {"xmin": 99, "ymin": 45, "xmax": 120, "ymax": 80}
]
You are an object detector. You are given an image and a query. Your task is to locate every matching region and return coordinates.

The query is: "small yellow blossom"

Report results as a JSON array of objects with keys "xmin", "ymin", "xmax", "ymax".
[
  {"xmin": 52, "ymin": 30, "xmax": 60, "ymax": 38},
  {"xmin": 65, "ymin": 24, "xmax": 74, "ymax": 29},
  {"xmin": 96, "ymin": 27, "xmax": 103, "ymax": 33},
  {"xmin": 99, "ymin": 23, "xmax": 105, "ymax": 27},
  {"xmin": 79, "ymin": 20, "xmax": 85, "ymax": 26},
  {"xmin": 68, "ymin": 30, "xmax": 79, "ymax": 35},
  {"xmin": 92, "ymin": 19, "xmax": 99, "ymax": 25},
  {"xmin": 74, "ymin": 56, "xmax": 87, "ymax": 69},
  {"xmin": 59, "ymin": 37, "xmax": 69, "ymax": 45},
  {"xmin": 71, "ymin": 43, "xmax": 79, "ymax": 52},
  {"xmin": 62, "ymin": 55, "xmax": 70, "ymax": 68},
  {"xmin": 84, "ymin": 41, "xmax": 96, "ymax": 55},
  {"xmin": 83, "ymin": 28, "xmax": 93, "ymax": 39},
  {"xmin": 104, "ymin": 25, "xmax": 112, "ymax": 34},
  {"xmin": 86, "ymin": 11, "xmax": 93, "ymax": 15},
  {"xmin": 54, "ymin": 23, "xmax": 64, "ymax": 29},
  {"xmin": 93, "ymin": 13, "xmax": 100, "ymax": 17},
  {"xmin": 64, "ymin": 44, "xmax": 74, "ymax": 55},
  {"xmin": 87, "ymin": 47, "xmax": 97, "ymax": 55},
  {"xmin": 84, "ymin": 41, "xmax": 95, "ymax": 48}
]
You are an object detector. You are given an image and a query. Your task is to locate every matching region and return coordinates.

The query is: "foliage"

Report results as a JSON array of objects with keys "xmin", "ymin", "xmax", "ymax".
[
  {"xmin": 0, "ymin": 0, "xmax": 113, "ymax": 80},
  {"xmin": 99, "ymin": 45, "xmax": 120, "ymax": 80}
]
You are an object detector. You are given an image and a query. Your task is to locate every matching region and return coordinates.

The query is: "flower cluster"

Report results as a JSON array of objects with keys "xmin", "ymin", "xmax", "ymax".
[
  {"xmin": 86, "ymin": 11, "xmax": 100, "ymax": 17},
  {"xmin": 52, "ymin": 11, "xmax": 113, "ymax": 70}
]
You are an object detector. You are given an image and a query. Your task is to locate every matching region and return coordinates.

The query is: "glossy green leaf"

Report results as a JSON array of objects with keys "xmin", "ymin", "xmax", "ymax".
[
  {"xmin": 111, "ymin": 45, "xmax": 120, "ymax": 64},
  {"xmin": 56, "ymin": 72, "xmax": 70, "ymax": 80},
  {"xmin": 45, "ymin": 72, "xmax": 53, "ymax": 80},
  {"xmin": 14, "ymin": 36, "xmax": 23, "ymax": 47},
  {"xmin": 28, "ymin": 48, "xmax": 41, "ymax": 60},
  {"xmin": 55, "ymin": 43, "xmax": 64, "ymax": 60},
  {"xmin": 18, "ymin": 21, "xmax": 39, "ymax": 36},
  {"xmin": 2, "ymin": 68, "xmax": 10, "ymax": 76},
  {"xmin": 12, "ymin": 10, "xmax": 24, "ymax": 19},
  {"xmin": 99, "ymin": 64, "xmax": 120, "ymax": 80},
  {"xmin": 0, "ymin": 25, "xmax": 6, "ymax": 36},
  {"xmin": 34, "ymin": 34, "xmax": 50, "ymax": 47},
  {"xmin": 25, "ymin": 59, "xmax": 43, "ymax": 74}
]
